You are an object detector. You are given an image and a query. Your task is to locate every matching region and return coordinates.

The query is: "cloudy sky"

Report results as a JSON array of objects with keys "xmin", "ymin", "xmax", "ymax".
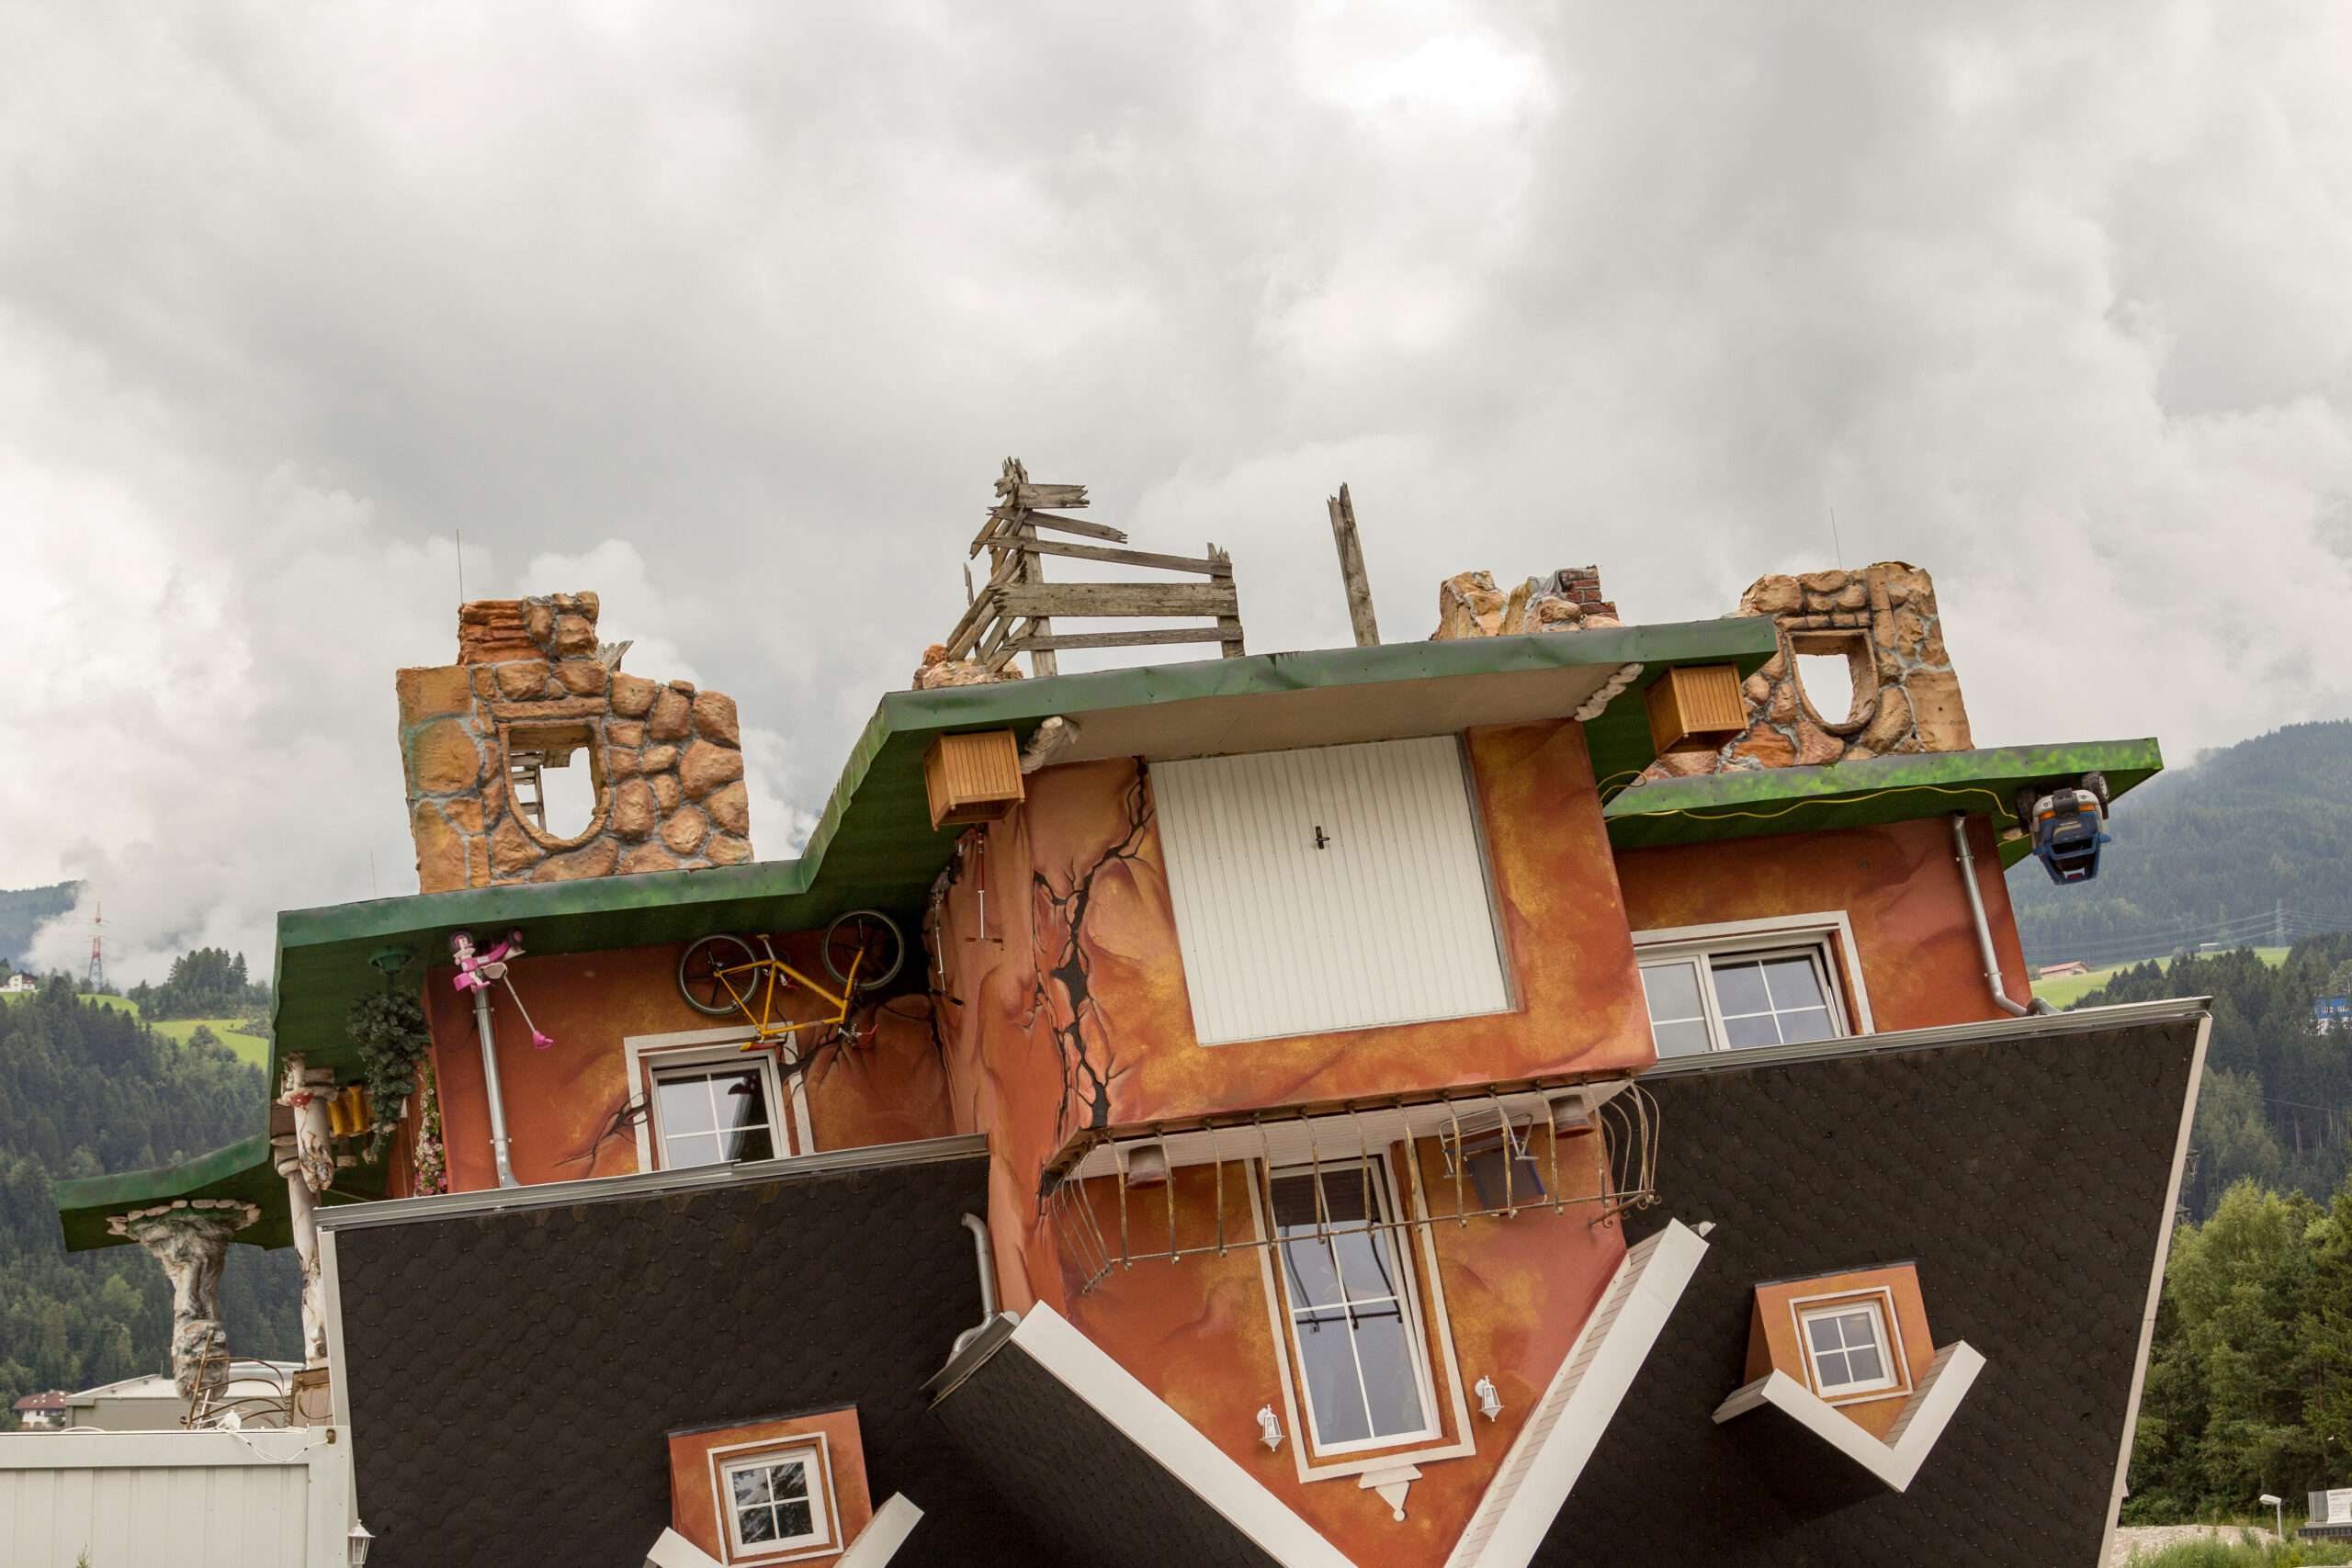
[{"xmin": 4, "ymin": 1, "xmax": 2349, "ymax": 984}]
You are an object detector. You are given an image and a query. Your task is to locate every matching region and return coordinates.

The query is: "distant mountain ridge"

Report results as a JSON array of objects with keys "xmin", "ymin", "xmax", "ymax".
[
  {"xmin": 0, "ymin": 882, "xmax": 77, "ymax": 970},
  {"xmin": 2007, "ymin": 719, "xmax": 2352, "ymax": 966}
]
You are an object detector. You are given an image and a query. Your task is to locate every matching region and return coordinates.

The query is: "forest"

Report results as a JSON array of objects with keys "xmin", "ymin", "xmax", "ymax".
[
  {"xmin": 124, "ymin": 945, "xmax": 274, "ymax": 1024},
  {"xmin": 0, "ymin": 978, "xmax": 298, "ymax": 1424}
]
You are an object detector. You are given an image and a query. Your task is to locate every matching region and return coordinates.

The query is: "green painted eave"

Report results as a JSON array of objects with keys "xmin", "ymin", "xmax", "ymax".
[
  {"xmin": 272, "ymin": 618, "xmax": 1780, "ymax": 1082},
  {"xmin": 1601, "ymin": 738, "xmax": 2165, "ymax": 860},
  {"xmin": 53, "ymin": 1133, "xmax": 379, "ymax": 1252}
]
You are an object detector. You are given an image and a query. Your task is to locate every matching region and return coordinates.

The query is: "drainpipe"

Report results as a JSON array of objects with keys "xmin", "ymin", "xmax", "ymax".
[
  {"xmin": 1951, "ymin": 813, "xmax": 2052, "ymax": 1019},
  {"xmin": 949, "ymin": 1213, "xmax": 1000, "ymax": 1358},
  {"xmin": 469, "ymin": 980, "xmax": 521, "ymax": 1189}
]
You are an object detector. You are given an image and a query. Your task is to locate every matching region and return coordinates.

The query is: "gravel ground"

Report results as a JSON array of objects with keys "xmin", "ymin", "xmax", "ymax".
[{"xmin": 2109, "ymin": 1523, "xmax": 2282, "ymax": 1564}]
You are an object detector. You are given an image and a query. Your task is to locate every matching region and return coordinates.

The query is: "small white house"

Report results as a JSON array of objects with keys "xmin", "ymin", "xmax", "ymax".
[{"xmin": 0, "ymin": 973, "xmax": 38, "ymax": 995}]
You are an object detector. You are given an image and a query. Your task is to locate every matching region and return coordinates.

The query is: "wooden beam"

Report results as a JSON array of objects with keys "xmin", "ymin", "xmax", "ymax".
[
  {"xmin": 969, "ymin": 508, "xmax": 1128, "ymax": 554},
  {"xmin": 1212, "ymin": 545, "xmax": 1244, "ymax": 658},
  {"xmin": 992, "ymin": 482, "xmax": 1090, "ymax": 510},
  {"xmin": 978, "ymin": 536, "xmax": 1225, "ymax": 575},
  {"xmin": 940, "ymin": 549, "xmax": 1024, "ymax": 659},
  {"xmin": 1327, "ymin": 483, "xmax": 1379, "ymax": 648},
  {"xmin": 1012, "ymin": 626, "xmax": 1246, "ymax": 653},
  {"xmin": 995, "ymin": 582, "xmax": 1239, "ymax": 619}
]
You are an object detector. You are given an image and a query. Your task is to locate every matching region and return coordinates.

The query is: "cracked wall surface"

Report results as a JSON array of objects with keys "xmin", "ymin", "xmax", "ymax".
[{"xmin": 395, "ymin": 592, "xmax": 752, "ymax": 890}]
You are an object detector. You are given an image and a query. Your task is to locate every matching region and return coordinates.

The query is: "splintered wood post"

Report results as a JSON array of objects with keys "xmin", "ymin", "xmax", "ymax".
[
  {"xmin": 1211, "ymin": 545, "xmax": 1243, "ymax": 657},
  {"xmin": 1018, "ymin": 517, "xmax": 1057, "ymax": 677},
  {"xmin": 1327, "ymin": 483, "xmax": 1380, "ymax": 647}
]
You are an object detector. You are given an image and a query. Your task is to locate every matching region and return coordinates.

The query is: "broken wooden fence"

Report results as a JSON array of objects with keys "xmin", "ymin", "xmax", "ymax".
[{"xmin": 938, "ymin": 458, "xmax": 1244, "ymax": 676}]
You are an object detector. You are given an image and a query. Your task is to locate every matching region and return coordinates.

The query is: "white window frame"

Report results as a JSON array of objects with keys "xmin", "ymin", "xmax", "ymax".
[
  {"xmin": 707, "ymin": 1433, "xmax": 837, "ymax": 1564},
  {"xmin": 1791, "ymin": 1289, "xmax": 1908, "ymax": 1404},
  {"xmin": 1632, "ymin": 911, "xmax": 1872, "ymax": 1055},
  {"xmin": 1246, "ymin": 1149, "xmax": 1476, "ymax": 1480},
  {"xmin": 623, "ymin": 1025, "xmax": 813, "ymax": 1172}
]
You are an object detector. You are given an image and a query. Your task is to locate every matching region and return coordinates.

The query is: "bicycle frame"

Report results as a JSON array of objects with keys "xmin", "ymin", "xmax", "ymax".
[{"xmin": 709, "ymin": 934, "xmax": 866, "ymax": 1048}]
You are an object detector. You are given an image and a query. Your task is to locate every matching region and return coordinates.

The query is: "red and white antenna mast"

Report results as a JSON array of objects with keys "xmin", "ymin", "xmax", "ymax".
[{"xmin": 85, "ymin": 903, "xmax": 106, "ymax": 992}]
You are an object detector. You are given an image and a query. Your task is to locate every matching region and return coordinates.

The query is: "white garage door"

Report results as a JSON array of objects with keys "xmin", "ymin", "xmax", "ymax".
[{"xmin": 1150, "ymin": 735, "xmax": 1511, "ymax": 1045}]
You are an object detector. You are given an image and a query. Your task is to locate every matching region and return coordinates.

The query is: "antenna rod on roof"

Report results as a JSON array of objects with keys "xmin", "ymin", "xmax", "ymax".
[{"xmin": 1327, "ymin": 483, "xmax": 1380, "ymax": 648}]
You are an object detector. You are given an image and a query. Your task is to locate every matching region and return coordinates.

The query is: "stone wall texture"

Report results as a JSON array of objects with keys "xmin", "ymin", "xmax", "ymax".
[
  {"xmin": 1430, "ymin": 565, "xmax": 1622, "ymax": 639},
  {"xmin": 396, "ymin": 592, "xmax": 752, "ymax": 893},
  {"xmin": 1642, "ymin": 559, "xmax": 1973, "ymax": 781}
]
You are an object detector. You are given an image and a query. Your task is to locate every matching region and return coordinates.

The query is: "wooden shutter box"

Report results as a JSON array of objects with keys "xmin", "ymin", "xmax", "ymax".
[
  {"xmin": 923, "ymin": 730, "xmax": 1025, "ymax": 829},
  {"xmin": 1645, "ymin": 664, "xmax": 1748, "ymax": 753}
]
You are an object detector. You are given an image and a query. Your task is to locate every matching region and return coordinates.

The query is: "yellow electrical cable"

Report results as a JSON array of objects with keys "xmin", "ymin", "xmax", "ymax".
[{"xmin": 1633, "ymin": 781, "xmax": 2018, "ymax": 825}]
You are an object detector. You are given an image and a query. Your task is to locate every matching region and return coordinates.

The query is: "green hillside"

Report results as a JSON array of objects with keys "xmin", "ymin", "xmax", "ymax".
[{"xmin": 2007, "ymin": 720, "xmax": 2352, "ymax": 967}]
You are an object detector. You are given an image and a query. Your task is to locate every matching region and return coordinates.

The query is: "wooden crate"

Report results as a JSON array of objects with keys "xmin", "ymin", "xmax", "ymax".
[
  {"xmin": 924, "ymin": 730, "xmax": 1026, "ymax": 829},
  {"xmin": 1644, "ymin": 664, "xmax": 1749, "ymax": 752}
]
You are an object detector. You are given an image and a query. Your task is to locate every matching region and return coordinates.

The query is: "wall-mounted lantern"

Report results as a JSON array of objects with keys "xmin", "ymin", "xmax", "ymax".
[
  {"xmin": 1256, "ymin": 1404, "xmax": 1283, "ymax": 1451},
  {"xmin": 1474, "ymin": 1376, "xmax": 1504, "ymax": 1421},
  {"xmin": 347, "ymin": 1520, "xmax": 375, "ymax": 1566}
]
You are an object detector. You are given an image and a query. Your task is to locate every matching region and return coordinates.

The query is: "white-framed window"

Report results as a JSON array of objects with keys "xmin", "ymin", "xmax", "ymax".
[
  {"xmin": 624, "ymin": 1027, "xmax": 811, "ymax": 1171},
  {"xmin": 707, "ymin": 1435, "xmax": 840, "ymax": 1563},
  {"xmin": 1633, "ymin": 913, "xmax": 1870, "ymax": 1057},
  {"xmin": 1797, "ymin": 1299, "xmax": 1900, "ymax": 1399},
  {"xmin": 1264, "ymin": 1158, "xmax": 1442, "ymax": 1456}
]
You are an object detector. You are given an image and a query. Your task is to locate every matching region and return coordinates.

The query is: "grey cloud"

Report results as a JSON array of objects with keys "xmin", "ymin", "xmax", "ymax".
[{"xmin": 3, "ymin": 0, "xmax": 2348, "ymax": 981}]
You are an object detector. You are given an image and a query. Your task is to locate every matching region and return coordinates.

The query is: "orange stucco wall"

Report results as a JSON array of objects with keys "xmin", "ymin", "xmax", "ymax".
[
  {"xmin": 1611, "ymin": 814, "xmax": 2032, "ymax": 1031},
  {"xmin": 1055, "ymin": 1133, "xmax": 1626, "ymax": 1564},
  {"xmin": 932, "ymin": 720, "xmax": 1654, "ymax": 1314},
  {"xmin": 414, "ymin": 938, "xmax": 953, "ymax": 1196}
]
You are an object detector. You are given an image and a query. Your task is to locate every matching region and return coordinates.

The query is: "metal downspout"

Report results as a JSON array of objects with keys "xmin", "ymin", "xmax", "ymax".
[
  {"xmin": 1951, "ymin": 812, "xmax": 2052, "ymax": 1019},
  {"xmin": 950, "ymin": 1213, "xmax": 1000, "ymax": 1357},
  {"xmin": 470, "ymin": 983, "xmax": 522, "ymax": 1188}
]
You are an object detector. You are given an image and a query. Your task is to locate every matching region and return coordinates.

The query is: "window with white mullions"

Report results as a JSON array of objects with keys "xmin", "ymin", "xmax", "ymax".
[
  {"xmin": 651, "ymin": 1061, "xmax": 778, "ymax": 1169},
  {"xmin": 722, "ymin": 1451, "xmax": 827, "ymax": 1553},
  {"xmin": 1268, "ymin": 1162, "xmax": 1439, "ymax": 1454},
  {"xmin": 1801, "ymin": 1302, "xmax": 1897, "ymax": 1396},
  {"xmin": 1637, "ymin": 933, "xmax": 1849, "ymax": 1057}
]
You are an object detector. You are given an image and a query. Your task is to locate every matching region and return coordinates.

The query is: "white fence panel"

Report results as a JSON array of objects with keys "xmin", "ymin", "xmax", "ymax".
[{"xmin": 0, "ymin": 1427, "xmax": 349, "ymax": 1568}]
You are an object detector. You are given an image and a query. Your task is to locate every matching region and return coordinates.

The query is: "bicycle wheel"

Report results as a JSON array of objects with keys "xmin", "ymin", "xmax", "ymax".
[
  {"xmin": 822, "ymin": 910, "xmax": 904, "ymax": 993},
  {"xmin": 679, "ymin": 933, "xmax": 761, "ymax": 1017}
]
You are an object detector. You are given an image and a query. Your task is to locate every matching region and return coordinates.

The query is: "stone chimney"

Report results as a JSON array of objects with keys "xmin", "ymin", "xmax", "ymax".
[
  {"xmin": 395, "ymin": 592, "xmax": 752, "ymax": 892},
  {"xmin": 1640, "ymin": 561, "xmax": 1972, "ymax": 781}
]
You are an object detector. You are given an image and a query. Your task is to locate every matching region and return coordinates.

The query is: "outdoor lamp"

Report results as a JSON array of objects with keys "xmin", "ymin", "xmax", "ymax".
[
  {"xmin": 2258, "ymin": 1495, "xmax": 2283, "ymax": 1541},
  {"xmin": 347, "ymin": 1520, "xmax": 375, "ymax": 1565}
]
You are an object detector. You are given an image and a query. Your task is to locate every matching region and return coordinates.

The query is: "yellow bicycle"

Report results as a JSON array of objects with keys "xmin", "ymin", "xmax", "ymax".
[{"xmin": 676, "ymin": 910, "xmax": 905, "ymax": 1055}]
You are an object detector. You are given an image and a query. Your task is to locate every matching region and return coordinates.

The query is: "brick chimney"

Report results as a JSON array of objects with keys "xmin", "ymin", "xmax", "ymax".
[{"xmin": 395, "ymin": 592, "xmax": 752, "ymax": 892}]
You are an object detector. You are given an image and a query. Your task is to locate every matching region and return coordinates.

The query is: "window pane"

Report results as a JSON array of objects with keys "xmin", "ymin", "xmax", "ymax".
[
  {"xmin": 657, "ymin": 1076, "xmax": 716, "ymax": 1135},
  {"xmin": 738, "ymin": 1506, "xmax": 776, "ymax": 1543},
  {"xmin": 1279, "ymin": 1234, "xmax": 1343, "ymax": 1311},
  {"xmin": 1724, "ymin": 1011, "xmax": 1782, "ymax": 1049},
  {"xmin": 1332, "ymin": 1219, "xmax": 1401, "ymax": 1303},
  {"xmin": 712, "ymin": 1069, "xmax": 768, "ymax": 1133},
  {"xmin": 666, "ymin": 1133, "xmax": 726, "ymax": 1169},
  {"xmin": 1641, "ymin": 963, "xmax": 1705, "ymax": 1023},
  {"xmin": 721, "ymin": 1122, "xmax": 776, "ymax": 1162},
  {"xmin": 731, "ymin": 1468, "xmax": 772, "ymax": 1506},
  {"xmin": 1815, "ymin": 1349, "xmax": 1851, "ymax": 1387},
  {"xmin": 1295, "ymin": 1312, "xmax": 1371, "ymax": 1445},
  {"xmin": 1807, "ymin": 1315, "xmax": 1844, "ymax": 1354},
  {"xmin": 1349, "ymin": 1301, "xmax": 1428, "ymax": 1440},
  {"xmin": 774, "ymin": 1500, "xmax": 814, "ymax": 1540},
  {"xmin": 1650, "ymin": 1019, "xmax": 1713, "ymax": 1057},
  {"xmin": 1758, "ymin": 955, "xmax": 1829, "ymax": 1012},
  {"xmin": 1777, "ymin": 1007, "xmax": 1836, "ymax": 1044},
  {"xmin": 1845, "ymin": 1343, "xmax": 1885, "ymax": 1384},
  {"xmin": 1710, "ymin": 959, "xmax": 1772, "ymax": 1016},
  {"xmin": 769, "ymin": 1461, "xmax": 807, "ymax": 1501}
]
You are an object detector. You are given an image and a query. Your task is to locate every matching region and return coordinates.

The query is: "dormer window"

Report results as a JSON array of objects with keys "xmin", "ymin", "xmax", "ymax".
[
  {"xmin": 721, "ymin": 1446, "xmax": 831, "ymax": 1556},
  {"xmin": 1799, "ymin": 1301, "xmax": 1897, "ymax": 1398}
]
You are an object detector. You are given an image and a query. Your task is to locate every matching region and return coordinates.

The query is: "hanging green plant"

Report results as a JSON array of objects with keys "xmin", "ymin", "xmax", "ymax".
[{"xmin": 346, "ymin": 988, "xmax": 431, "ymax": 1165}]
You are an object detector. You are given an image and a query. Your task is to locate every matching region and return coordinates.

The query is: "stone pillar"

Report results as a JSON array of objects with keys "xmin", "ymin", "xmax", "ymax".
[
  {"xmin": 122, "ymin": 1211, "xmax": 241, "ymax": 1401},
  {"xmin": 277, "ymin": 1055, "xmax": 337, "ymax": 1367}
]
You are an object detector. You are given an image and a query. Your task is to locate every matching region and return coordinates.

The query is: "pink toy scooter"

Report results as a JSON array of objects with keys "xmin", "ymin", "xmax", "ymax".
[{"xmin": 450, "ymin": 930, "xmax": 556, "ymax": 1049}]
